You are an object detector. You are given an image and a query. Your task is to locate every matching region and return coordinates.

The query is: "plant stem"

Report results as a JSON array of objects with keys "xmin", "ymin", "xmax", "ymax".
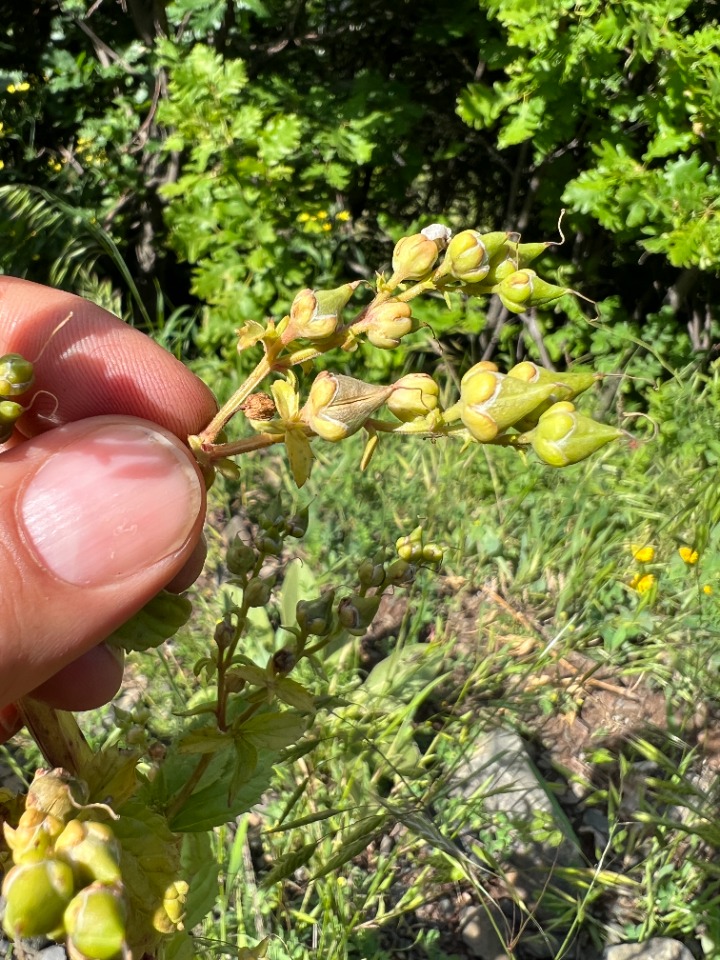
[
  {"xmin": 165, "ymin": 753, "xmax": 213, "ymax": 824},
  {"xmin": 17, "ymin": 698, "xmax": 94, "ymax": 777},
  {"xmin": 202, "ymin": 432, "xmax": 284, "ymax": 460},
  {"xmin": 198, "ymin": 355, "xmax": 274, "ymax": 444}
]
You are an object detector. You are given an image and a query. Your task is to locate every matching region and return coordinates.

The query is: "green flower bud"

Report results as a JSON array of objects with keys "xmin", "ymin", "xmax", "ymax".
[
  {"xmin": 2, "ymin": 859, "xmax": 75, "ymax": 939},
  {"xmin": 272, "ymin": 647, "xmax": 297, "ymax": 675},
  {"xmin": 480, "ymin": 231, "xmax": 512, "ymax": 261},
  {"xmin": 64, "ymin": 882, "xmax": 127, "ymax": 960},
  {"xmin": 421, "ymin": 543, "xmax": 444, "ymax": 565},
  {"xmin": 244, "ymin": 576, "xmax": 274, "ymax": 608},
  {"xmin": 387, "ymin": 373, "xmax": 440, "ymax": 422},
  {"xmin": 0, "ymin": 400, "xmax": 24, "ymax": 441},
  {"xmin": 0, "ymin": 353, "xmax": 34, "ymax": 398},
  {"xmin": 227, "ymin": 536, "xmax": 258, "ymax": 577},
  {"xmin": 284, "ymin": 283, "xmax": 360, "ymax": 342},
  {"xmin": 494, "ymin": 269, "xmax": 568, "ymax": 314},
  {"xmin": 301, "ymin": 372, "xmax": 392, "ymax": 442},
  {"xmin": 54, "ymin": 820, "xmax": 122, "ymax": 887},
  {"xmin": 284, "ymin": 506, "xmax": 309, "ymax": 539},
  {"xmin": 358, "ymin": 559, "xmax": 386, "ymax": 588},
  {"xmin": 459, "ymin": 366, "xmax": 555, "ymax": 442},
  {"xmin": 531, "ymin": 404, "xmax": 622, "ymax": 466},
  {"xmin": 385, "ymin": 559, "xmax": 416, "ymax": 586},
  {"xmin": 361, "ymin": 299, "xmax": 418, "ymax": 349},
  {"xmin": 258, "ymin": 534, "xmax": 283, "ymax": 556},
  {"xmin": 296, "ymin": 590, "xmax": 335, "ymax": 636},
  {"xmin": 214, "ymin": 616, "xmax": 235, "ymax": 649},
  {"xmin": 507, "ymin": 362, "xmax": 600, "ymax": 429},
  {"xmin": 443, "ymin": 230, "xmax": 490, "ymax": 283},
  {"xmin": 391, "ymin": 230, "xmax": 444, "ymax": 282},
  {"xmin": 156, "ymin": 879, "xmax": 189, "ymax": 932},
  {"xmin": 338, "ymin": 595, "xmax": 382, "ymax": 636}
]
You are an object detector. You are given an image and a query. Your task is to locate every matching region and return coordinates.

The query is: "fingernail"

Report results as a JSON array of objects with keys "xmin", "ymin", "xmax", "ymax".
[{"xmin": 19, "ymin": 422, "xmax": 203, "ymax": 586}]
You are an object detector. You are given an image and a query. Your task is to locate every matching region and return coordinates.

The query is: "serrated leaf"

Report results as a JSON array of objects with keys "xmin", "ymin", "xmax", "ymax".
[
  {"xmin": 240, "ymin": 711, "xmax": 307, "ymax": 749},
  {"xmin": 178, "ymin": 725, "xmax": 231, "ymax": 755},
  {"xmin": 107, "ymin": 591, "xmax": 192, "ymax": 652},
  {"xmin": 275, "ymin": 678, "xmax": 316, "ymax": 713}
]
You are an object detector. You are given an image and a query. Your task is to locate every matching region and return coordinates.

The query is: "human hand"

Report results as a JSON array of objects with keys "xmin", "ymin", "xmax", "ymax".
[{"xmin": 0, "ymin": 277, "xmax": 216, "ymax": 737}]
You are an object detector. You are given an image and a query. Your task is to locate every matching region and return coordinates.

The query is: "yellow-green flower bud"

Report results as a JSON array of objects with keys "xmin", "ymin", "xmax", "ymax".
[
  {"xmin": 0, "ymin": 353, "xmax": 34, "ymax": 397},
  {"xmin": 0, "ymin": 400, "xmax": 24, "ymax": 442},
  {"xmin": 508, "ymin": 361, "xmax": 598, "ymax": 401},
  {"xmin": 391, "ymin": 231, "xmax": 444, "ymax": 282},
  {"xmin": 531, "ymin": 404, "xmax": 622, "ymax": 466},
  {"xmin": 284, "ymin": 283, "xmax": 359, "ymax": 342},
  {"xmin": 2, "ymin": 859, "xmax": 75, "ymax": 939},
  {"xmin": 443, "ymin": 230, "xmax": 490, "ymax": 283},
  {"xmin": 54, "ymin": 819, "xmax": 122, "ymax": 887},
  {"xmin": 154, "ymin": 879, "xmax": 189, "ymax": 932},
  {"xmin": 361, "ymin": 299, "xmax": 417, "ymax": 349},
  {"xmin": 422, "ymin": 543, "xmax": 444, "ymax": 565},
  {"xmin": 296, "ymin": 590, "xmax": 335, "ymax": 636},
  {"xmin": 387, "ymin": 373, "xmax": 439, "ymax": 422},
  {"xmin": 64, "ymin": 882, "xmax": 127, "ymax": 960},
  {"xmin": 459, "ymin": 367, "xmax": 555, "ymax": 442},
  {"xmin": 302, "ymin": 372, "xmax": 393, "ymax": 441},
  {"xmin": 494, "ymin": 269, "xmax": 568, "ymax": 314},
  {"xmin": 244, "ymin": 576, "xmax": 274, "ymax": 608},
  {"xmin": 5, "ymin": 810, "xmax": 64, "ymax": 865},
  {"xmin": 338, "ymin": 595, "xmax": 382, "ymax": 636}
]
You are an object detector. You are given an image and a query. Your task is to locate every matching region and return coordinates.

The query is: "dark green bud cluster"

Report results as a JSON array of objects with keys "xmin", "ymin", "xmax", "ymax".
[{"xmin": 2, "ymin": 769, "xmax": 128, "ymax": 960}]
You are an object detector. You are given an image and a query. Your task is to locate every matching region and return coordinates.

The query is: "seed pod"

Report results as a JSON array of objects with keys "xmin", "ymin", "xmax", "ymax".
[
  {"xmin": 459, "ymin": 367, "xmax": 555, "ymax": 442},
  {"xmin": 64, "ymin": 882, "xmax": 127, "ymax": 960},
  {"xmin": 301, "ymin": 372, "xmax": 393, "ymax": 442},
  {"xmin": 338, "ymin": 595, "xmax": 382, "ymax": 636},
  {"xmin": 54, "ymin": 819, "xmax": 122, "ymax": 886},
  {"xmin": 531, "ymin": 404, "xmax": 622, "ymax": 466},
  {"xmin": 0, "ymin": 353, "xmax": 34, "ymax": 397},
  {"xmin": 358, "ymin": 558, "xmax": 386, "ymax": 589},
  {"xmin": 2, "ymin": 859, "xmax": 75, "ymax": 939},
  {"xmin": 296, "ymin": 590, "xmax": 335, "ymax": 636},
  {"xmin": 387, "ymin": 373, "xmax": 440, "ymax": 422}
]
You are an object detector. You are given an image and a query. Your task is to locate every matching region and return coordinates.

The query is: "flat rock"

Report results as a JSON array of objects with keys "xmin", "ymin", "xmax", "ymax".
[{"xmin": 603, "ymin": 938, "xmax": 694, "ymax": 960}]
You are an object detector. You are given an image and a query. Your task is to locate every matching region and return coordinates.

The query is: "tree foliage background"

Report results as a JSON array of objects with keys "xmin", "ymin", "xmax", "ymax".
[{"xmin": 2, "ymin": 0, "xmax": 719, "ymax": 386}]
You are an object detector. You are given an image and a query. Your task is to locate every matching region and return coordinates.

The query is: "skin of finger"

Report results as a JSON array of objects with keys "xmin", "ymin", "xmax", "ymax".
[
  {"xmin": 29, "ymin": 645, "xmax": 124, "ymax": 711},
  {"xmin": 0, "ymin": 277, "xmax": 217, "ymax": 439},
  {"xmin": 0, "ymin": 416, "xmax": 207, "ymax": 710}
]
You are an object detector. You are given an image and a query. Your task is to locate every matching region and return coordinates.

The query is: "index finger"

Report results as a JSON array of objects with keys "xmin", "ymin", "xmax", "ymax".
[{"xmin": 0, "ymin": 277, "xmax": 217, "ymax": 440}]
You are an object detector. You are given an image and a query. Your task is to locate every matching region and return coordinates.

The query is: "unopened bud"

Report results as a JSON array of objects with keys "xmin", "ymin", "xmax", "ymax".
[
  {"xmin": 531, "ymin": 404, "xmax": 622, "ymax": 466},
  {"xmin": 443, "ymin": 230, "xmax": 490, "ymax": 283},
  {"xmin": 2, "ymin": 859, "xmax": 75, "ymax": 939},
  {"xmin": 302, "ymin": 372, "xmax": 392, "ymax": 441},
  {"xmin": 284, "ymin": 283, "xmax": 359, "ymax": 342},
  {"xmin": 385, "ymin": 559, "xmax": 416, "ymax": 585},
  {"xmin": 227, "ymin": 537, "xmax": 257, "ymax": 577},
  {"xmin": 391, "ymin": 232, "xmax": 442, "ymax": 282},
  {"xmin": 494, "ymin": 269, "xmax": 568, "ymax": 314},
  {"xmin": 285, "ymin": 506, "xmax": 309, "ymax": 538},
  {"xmin": 64, "ymin": 882, "xmax": 127, "ymax": 960},
  {"xmin": 4, "ymin": 810, "xmax": 64, "ymax": 865},
  {"xmin": 360, "ymin": 299, "xmax": 418, "ymax": 349},
  {"xmin": 26, "ymin": 769, "xmax": 89, "ymax": 824},
  {"xmin": 54, "ymin": 819, "xmax": 122, "ymax": 886},
  {"xmin": 387, "ymin": 373, "xmax": 439, "ymax": 422},
  {"xmin": 296, "ymin": 590, "xmax": 335, "ymax": 636},
  {"xmin": 244, "ymin": 576, "xmax": 274, "ymax": 607},
  {"xmin": 422, "ymin": 543, "xmax": 444, "ymax": 565},
  {"xmin": 338, "ymin": 595, "xmax": 382, "ymax": 636},
  {"xmin": 272, "ymin": 647, "xmax": 297, "ymax": 675},
  {"xmin": 459, "ymin": 366, "xmax": 555, "ymax": 442},
  {"xmin": 358, "ymin": 559, "xmax": 386, "ymax": 588},
  {"xmin": 0, "ymin": 353, "xmax": 34, "ymax": 397},
  {"xmin": 214, "ymin": 617, "xmax": 235, "ymax": 649},
  {"xmin": 507, "ymin": 362, "xmax": 600, "ymax": 428}
]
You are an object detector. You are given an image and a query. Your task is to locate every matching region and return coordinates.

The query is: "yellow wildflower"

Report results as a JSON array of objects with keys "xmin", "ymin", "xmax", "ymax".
[
  {"xmin": 316, "ymin": 210, "xmax": 329, "ymax": 220},
  {"xmin": 631, "ymin": 543, "xmax": 655, "ymax": 563},
  {"xmin": 679, "ymin": 546, "xmax": 699, "ymax": 565},
  {"xmin": 336, "ymin": 211, "xmax": 351, "ymax": 222},
  {"xmin": 703, "ymin": 584, "xmax": 713, "ymax": 596},
  {"xmin": 629, "ymin": 573, "xmax": 656, "ymax": 594},
  {"xmin": 0, "ymin": 161, "xmax": 4, "ymax": 171},
  {"xmin": 297, "ymin": 212, "xmax": 311, "ymax": 223},
  {"xmin": 322, "ymin": 222, "xmax": 332, "ymax": 232},
  {"xmin": 7, "ymin": 82, "xmax": 29, "ymax": 94}
]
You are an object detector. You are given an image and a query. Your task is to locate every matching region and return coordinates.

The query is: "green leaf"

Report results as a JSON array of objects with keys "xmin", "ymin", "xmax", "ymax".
[
  {"xmin": 239, "ymin": 711, "xmax": 307, "ymax": 750},
  {"xmin": 106, "ymin": 591, "xmax": 192, "ymax": 652},
  {"xmin": 180, "ymin": 832, "xmax": 220, "ymax": 929}
]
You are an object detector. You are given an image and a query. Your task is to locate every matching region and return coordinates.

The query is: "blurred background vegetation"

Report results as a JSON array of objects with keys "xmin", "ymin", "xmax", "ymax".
[{"xmin": 4, "ymin": 2, "xmax": 720, "ymax": 958}]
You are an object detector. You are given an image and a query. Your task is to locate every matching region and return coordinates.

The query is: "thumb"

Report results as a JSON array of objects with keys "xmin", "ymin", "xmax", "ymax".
[{"xmin": 0, "ymin": 416, "xmax": 205, "ymax": 711}]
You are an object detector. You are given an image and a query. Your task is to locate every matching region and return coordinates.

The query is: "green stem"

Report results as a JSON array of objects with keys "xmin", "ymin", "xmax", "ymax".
[
  {"xmin": 165, "ymin": 753, "xmax": 213, "ymax": 824},
  {"xmin": 198, "ymin": 354, "xmax": 274, "ymax": 445},
  {"xmin": 17, "ymin": 698, "xmax": 94, "ymax": 777},
  {"xmin": 202, "ymin": 432, "xmax": 284, "ymax": 460}
]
